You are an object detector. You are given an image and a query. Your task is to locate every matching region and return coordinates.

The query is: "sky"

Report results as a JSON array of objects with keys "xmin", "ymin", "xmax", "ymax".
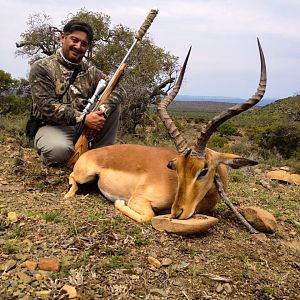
[{"xmin": 1, "ymin": 0, "xmax": 300, "ymax": 100}]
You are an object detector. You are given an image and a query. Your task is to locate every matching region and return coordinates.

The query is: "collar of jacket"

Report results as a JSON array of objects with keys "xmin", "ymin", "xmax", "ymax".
[{"xmin": 56, "ymin": 49, "xmax": 84, "ymax": 71}]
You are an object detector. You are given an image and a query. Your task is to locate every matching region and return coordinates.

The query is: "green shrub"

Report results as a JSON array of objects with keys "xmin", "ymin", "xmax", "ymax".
[
  {"xmin": 217, "ymin": 122, "xmax": 238, "ymax": 136},
  {"xmin": 259, "ymin": 125, "xmax": 300, "ymax": 158},
  {"xmin": 230, "ymin": 170, "xmax": 244, "ymax": 182},
  {"xmin": 208, "ymin": 135, "xmax": 229, "ymax": 149},
  {"xmin": 0, "ymin": 95, "xmax": 31, "ymax": 115}
]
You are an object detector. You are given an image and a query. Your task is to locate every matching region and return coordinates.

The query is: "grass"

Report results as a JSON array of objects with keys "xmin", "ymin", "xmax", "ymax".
[
  {"xmin": 8, "ymin": 227, "xmax": 26, "ymax": 239},
  {"xmin": 101, "ymin": 255, "xmax": 134, "ymax": 270},
  {"xmin": 0, "ymin": 98, "xmax": 299, "ymax": 299},
  {"xmin": 87, "ymin": 212, "xmax": 105, "ymax": 222},
  {"xmin": 42, "ymin": 211, "xmax": 62, "ymax": 223},
  {"xmin": 3, "ymin": 241, "xmax": 19, "ymax": 254},
  {"xmin": 111, "ymin": 215, "xmax": 150, "ymax": 246}
]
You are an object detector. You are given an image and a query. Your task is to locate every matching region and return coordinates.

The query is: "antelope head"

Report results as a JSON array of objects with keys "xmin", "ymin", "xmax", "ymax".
[{"xmin": 158, "ymin": 40, "xmax": 267, "ymax": 219}]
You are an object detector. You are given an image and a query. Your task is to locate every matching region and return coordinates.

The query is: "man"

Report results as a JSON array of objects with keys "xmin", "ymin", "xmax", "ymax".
[{"xmin": 29, "ymin": 19, "xmax": 126, "ymax": 166}]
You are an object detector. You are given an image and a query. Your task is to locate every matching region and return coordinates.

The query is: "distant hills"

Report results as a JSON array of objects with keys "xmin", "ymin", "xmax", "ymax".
[
  {"xmin": 169, "ymin": 101, "xmax": 236, "ymax": 112},
  {"xmin": 175, "ymin": 95, "xmax": 277, "ymax": 106}
]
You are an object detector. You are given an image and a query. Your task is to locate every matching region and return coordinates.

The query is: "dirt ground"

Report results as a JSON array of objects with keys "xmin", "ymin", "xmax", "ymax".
[{"xmin": 0, "ymin": 135, "xmax": 299, "ymax": 300}]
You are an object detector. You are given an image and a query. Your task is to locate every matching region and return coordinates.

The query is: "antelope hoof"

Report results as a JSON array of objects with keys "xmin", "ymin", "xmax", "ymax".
[
  {"xmin": 64, "ymin": 192, "xmax": 74, "ymax": 199},
  {"xmin": 64, "ymin": 187, "xmax": 76, "ymax": 199}
]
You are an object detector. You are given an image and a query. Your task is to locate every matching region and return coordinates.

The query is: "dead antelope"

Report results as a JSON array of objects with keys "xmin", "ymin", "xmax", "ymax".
[{"xmin": 65, "ymin": 39, "xmax": 266, "ymax": 223}]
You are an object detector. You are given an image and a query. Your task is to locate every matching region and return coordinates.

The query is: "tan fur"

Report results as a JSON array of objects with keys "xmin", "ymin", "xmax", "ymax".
[
  {"xmin": 65, "ymin": 41, "xmax": 265, "ymax": 223},
  {"xmin": 64, "ymin": 144, "xmax": 254, "ymax": 223}
]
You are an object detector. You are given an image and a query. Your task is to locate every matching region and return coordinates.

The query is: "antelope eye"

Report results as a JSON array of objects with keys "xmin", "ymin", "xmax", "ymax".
[{"xmin": 196, "ymin": 168, "xmax": 208, "ymax": 180}]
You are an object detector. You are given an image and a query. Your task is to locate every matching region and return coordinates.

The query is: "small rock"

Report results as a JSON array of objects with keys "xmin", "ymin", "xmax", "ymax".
[
  {"xmin": 21, "ymin": 260, "xmax": 37, "ymax": 271},
  {"xmin": 259, "ymin": 180, "xmax": 271, "ymax": 189},
  {"xmin": 14, "ymin": 254, "xmax": 29, "ymax": 262},
  {"xmin": 31, "ymin": 281, "xmax": 40, "ymax": 288},
  {"xmin": 267, "ymin": 170, "xmax": 300, "ymax": 185},
  {"xmin": 34, "ymin": 273, "xmax": 45, "ymax": 281},
  {"xmin": 0, "ymin": 259, "xmax": 17, "ymax": 271},
  {"xmin": 147, "ymin": 256, "xmax": 161, "ymax": 269},
  {"xmin": 171, "ymin": 262, "xmax": 190, "ymax": 271},
  {"xmin": 38, "ymin": 258, "xmax": 60, "ymax": 272},
  {"xmin": 161, "ymin": 258, "xmax": 173, "ymax": 266},
  {"xmin": 17, "ymin": 271, "xmax": 33, "ymax": 284},
  {"xmin": 239, "ymin": 206, "xmax": 277, "ymax": 233},
  {"xmin": 253, "ymin": 233, "xmax": 269, "ymax": 243},
  {"xmin": 223, "ymin": 283, "xmax": 232, "ymax": 294},
  {"xmin": 62, "ymin": 284, "xmax": 77, "ymax": 299},
  {"xmin": 280, "ymin": 166, "xmax": 290, "ymax": 171},
  {"xmin": 7, "ymin": 211, "xmax": 18, "ymax": 223},
  {"xmin": 13, "ymin": 291, "xmax": 21, "ymax": 297},
  {"xmin": 216, "ymin": 283, "xmax": 223, "ymax": 293}
]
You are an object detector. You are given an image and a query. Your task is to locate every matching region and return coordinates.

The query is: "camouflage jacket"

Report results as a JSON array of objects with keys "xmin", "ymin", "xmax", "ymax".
[{"xmin": 29, "ymin": 49, "xmax": 126, "ymax": 126}]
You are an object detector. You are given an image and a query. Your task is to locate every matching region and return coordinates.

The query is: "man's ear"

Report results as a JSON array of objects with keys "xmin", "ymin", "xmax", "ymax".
[
  {"xmin": 167, "ymin": 159, "xmax": 177, "ymax": 170},
  {"xmin": 60, "ymin": 32, "xmax": 65, "ymax": 43}
]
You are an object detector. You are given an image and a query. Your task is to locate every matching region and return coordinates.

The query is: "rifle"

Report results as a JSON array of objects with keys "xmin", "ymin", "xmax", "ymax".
[{"xmin": 66, "ymin": 8, "xmax": 159, "ymax": 168}]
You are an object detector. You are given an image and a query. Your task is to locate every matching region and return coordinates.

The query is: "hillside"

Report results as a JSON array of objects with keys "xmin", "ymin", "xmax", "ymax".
[
  {"xmin": 236, "ymin": 95, "xmax": 300, "ymax": 128},
  {"xmin": 169, "ymin": 101, "xmax": 236, "ymax": 112},
  {"xmin": 170, "ymin": 96, "xmax": 300, "ymax": 129}
]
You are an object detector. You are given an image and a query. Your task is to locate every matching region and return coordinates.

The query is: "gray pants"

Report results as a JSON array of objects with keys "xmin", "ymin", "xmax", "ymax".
[{"xmin": 34, "ymin": 106, "xmax": 120, "ymax": 166}]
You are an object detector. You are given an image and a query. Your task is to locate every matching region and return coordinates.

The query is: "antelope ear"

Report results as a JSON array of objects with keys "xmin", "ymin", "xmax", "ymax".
[
  {"xmin": 216, "ymin": 153, "xmax": 258, "ymax": 169},
  {"xmin": 223, "ymin": 157, "xmax": 258, "ymax": 169},
  {"xmin": 167, "ymin": 159, "xmax": 177, "ymax": 170}
]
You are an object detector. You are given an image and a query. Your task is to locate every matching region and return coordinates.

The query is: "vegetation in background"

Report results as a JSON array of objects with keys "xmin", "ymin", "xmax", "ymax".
[
  {"xmin": 15, "ymin": 9, "xmax": 180, "ymax": 134},
  {"xmin": 168, "ymin": 96, "xmax": 300, "ymax": 173},
  {"xmin": 1, "ymin": 8, "xmax": 299, "ymax": 173}
]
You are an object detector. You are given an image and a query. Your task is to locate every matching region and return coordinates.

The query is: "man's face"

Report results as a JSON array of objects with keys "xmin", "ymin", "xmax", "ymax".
[{"xmin": 60, "ymin": 31, "xmax": 89, "ymax": 63}]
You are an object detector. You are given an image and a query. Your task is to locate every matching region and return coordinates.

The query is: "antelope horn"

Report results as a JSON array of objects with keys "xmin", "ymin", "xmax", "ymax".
[
  {"xmin": 196, "ymin": 38, "xmax": 267, "ymax": 156},
  {"xmin": 158, "ymin": 47, "xmax": 192, "ymax": 154}
]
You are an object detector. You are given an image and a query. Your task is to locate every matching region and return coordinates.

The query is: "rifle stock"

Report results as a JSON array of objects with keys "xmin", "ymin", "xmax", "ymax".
[{"xmin": 66, "ymin": 63, "xmax": 126, "ymax": 168}]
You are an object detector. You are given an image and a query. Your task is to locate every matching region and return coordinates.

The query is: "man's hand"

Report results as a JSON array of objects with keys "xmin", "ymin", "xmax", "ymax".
[{"xmin": 84, "ymin": 111, "xmax": 106, "ymax": 131}]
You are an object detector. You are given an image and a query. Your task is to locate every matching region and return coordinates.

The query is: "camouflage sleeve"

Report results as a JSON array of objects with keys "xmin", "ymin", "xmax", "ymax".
[{"xmin": 29, "ymin": 62, "xmax": 84, "ymax": 125}]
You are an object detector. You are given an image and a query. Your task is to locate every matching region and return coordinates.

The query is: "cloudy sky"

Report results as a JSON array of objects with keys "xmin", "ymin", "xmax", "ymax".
[{"xmin": 1, "ymin": 0, "xmax": 300, "ymax": 99}]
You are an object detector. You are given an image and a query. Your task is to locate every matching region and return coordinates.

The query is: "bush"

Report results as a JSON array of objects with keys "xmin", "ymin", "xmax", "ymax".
[
  {"xmin": 230, "ymin": 170, "xmax": 244, "ymax": 182},
  {"xmin": 259, "ymin": 125, "xmax": 300, "ymax": 158},
  {"xmin": 0, "ymin": 94, "xmax": 31, "ymax": 115},
  {"xmin": 208, "ymin": 135, "xmax": 229, "ymax": 149},
  {"xmin": 217, "ymin": 122, "xmax": 238, "ymax": 136}
]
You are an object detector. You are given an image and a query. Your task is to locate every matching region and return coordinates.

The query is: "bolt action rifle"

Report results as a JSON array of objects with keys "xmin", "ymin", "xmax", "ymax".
[{"xmin": 66, "ymin": 8, "xmax": 159, "ymax": 168}]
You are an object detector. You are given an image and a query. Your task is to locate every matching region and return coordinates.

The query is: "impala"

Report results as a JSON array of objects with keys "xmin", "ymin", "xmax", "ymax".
[{"xmin": 65, "ymin": 39, "xmax": 266, "ymax": 223}]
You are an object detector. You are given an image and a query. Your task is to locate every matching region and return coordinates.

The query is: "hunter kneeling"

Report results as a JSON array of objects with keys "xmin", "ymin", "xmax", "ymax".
[{"xmin": 27, "ymin": 19, "xmax": 126, "ymax": 167}]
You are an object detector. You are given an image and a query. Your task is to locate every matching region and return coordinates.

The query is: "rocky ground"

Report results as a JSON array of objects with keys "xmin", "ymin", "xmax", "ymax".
[{"xmin": 0, "ymin": 135, "xmax": 299, "ymax": 300}]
